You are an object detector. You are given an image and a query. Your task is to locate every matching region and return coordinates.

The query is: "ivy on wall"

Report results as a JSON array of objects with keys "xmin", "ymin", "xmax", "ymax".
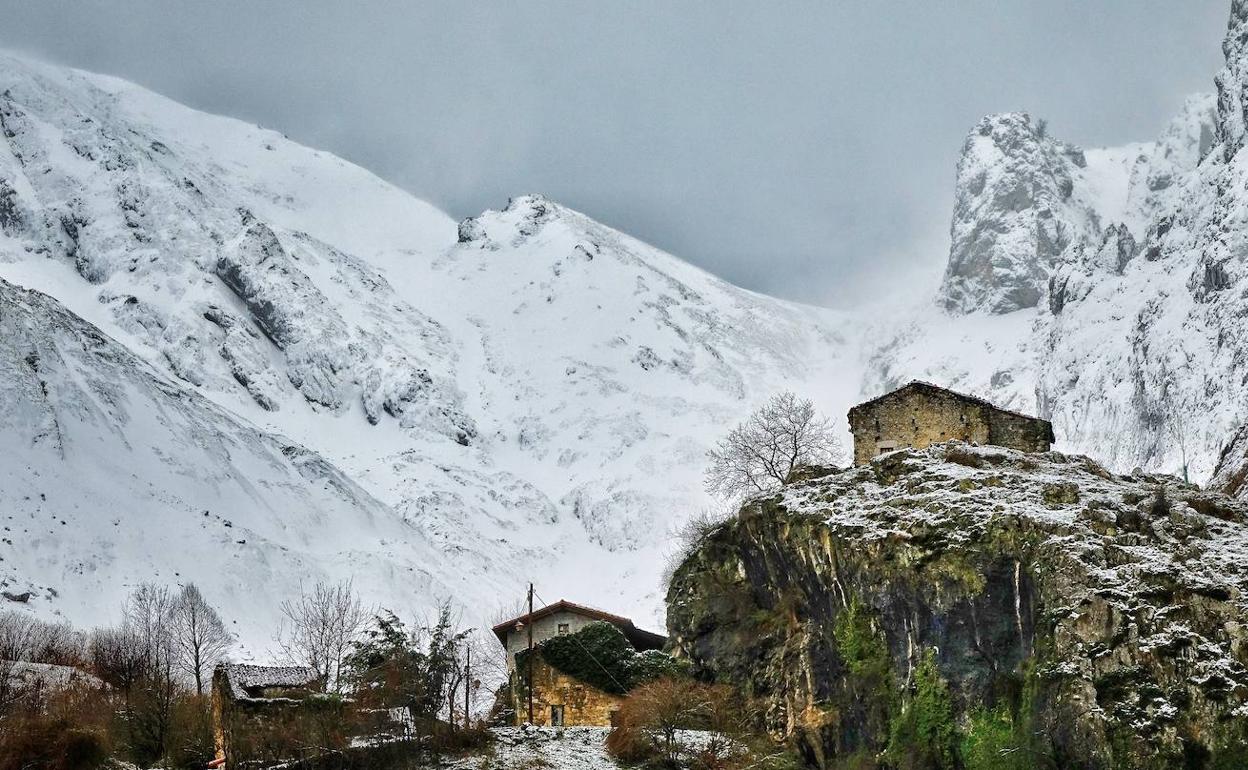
[{"xmin": 515, "ymin": 622, "xmax": 687, "ymax": 695}]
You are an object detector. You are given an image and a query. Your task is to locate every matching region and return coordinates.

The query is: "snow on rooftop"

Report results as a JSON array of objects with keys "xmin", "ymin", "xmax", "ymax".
[{"xmin": 219, "ymin": 663, "xmax": 320, "ymax": 700}]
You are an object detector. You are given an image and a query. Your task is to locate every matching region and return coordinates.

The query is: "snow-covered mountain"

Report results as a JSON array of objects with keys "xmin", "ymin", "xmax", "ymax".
[
  {"xmin": 0, "ymin": 52, "xmax": 857, "ymax": 646},
  {"xmin": 0, "ymin": 277, "xmax": 452, "ymax": 639},
  {"xmin": 862, "ymin": 5, "xmax": 1248, "ymax": 486},
  {"xmin": 8, "ymin": 0, "xmax": 1248, "ymax": 647}
]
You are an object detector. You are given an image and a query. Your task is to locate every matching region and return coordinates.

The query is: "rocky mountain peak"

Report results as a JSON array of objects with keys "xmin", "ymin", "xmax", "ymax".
[
  {"xmin": 457, "ymin": 193, "xmax": 559, "ymax": 247},
  {"xmin": 938, "ymin": 112, "xmax": 1092, "ymax": 315}
]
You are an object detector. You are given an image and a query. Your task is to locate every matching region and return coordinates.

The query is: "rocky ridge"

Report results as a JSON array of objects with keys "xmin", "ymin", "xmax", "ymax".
[{"xmin": 666, "ymin": 443, "xmax": 1248, "ymax": 768}]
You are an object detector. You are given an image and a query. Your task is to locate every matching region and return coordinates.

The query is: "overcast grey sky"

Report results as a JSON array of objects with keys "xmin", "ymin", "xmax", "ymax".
[{"xmin": 0, "ymin": 1, "xmax": 1230, "ymax": 307}]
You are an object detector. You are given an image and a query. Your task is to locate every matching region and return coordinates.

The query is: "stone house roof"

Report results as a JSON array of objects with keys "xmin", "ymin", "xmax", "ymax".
[
  {"xmin": 491, "ymin": 599, "xmax": 666, "ymax": 651},
  {"xmin": 216, "ymin": 662, "xmax": 320, "ymax": 701},
  {"xmin": 849, "ymin": 380, "xmax": 1055, "ymax": 441}
]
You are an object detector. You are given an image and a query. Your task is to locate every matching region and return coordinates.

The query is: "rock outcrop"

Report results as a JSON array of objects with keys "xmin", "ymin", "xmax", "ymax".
[
  {"xmin": 1216, "ymin": 0, "xmax": 1248, "ymax": 159},
  {"xmin": 1211, "ymin": 422, "xmax": 1248, "ymax": 500},
  {"xmin": 938, "ymin": 113, "xmax": 1095, "ymax": 315},
  {"xmin": 666, "ymin": 443, "xmax": 1248, "ymax": 769}
]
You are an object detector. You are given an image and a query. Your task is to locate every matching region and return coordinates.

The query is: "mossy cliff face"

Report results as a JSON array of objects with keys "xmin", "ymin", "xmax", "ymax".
[{"xmin": 666, "ymin": 443, "xmax": 1248, "ymax": 769}]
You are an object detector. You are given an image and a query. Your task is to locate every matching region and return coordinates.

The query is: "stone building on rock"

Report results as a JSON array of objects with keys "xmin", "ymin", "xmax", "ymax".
[{"xmin": 847, "ymin": 380, "xmax": 1054, "ymax": 466}]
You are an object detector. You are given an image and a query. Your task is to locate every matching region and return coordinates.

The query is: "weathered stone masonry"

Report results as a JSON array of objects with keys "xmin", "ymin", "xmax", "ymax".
[{"xmin": 847, "ymin": 380, "xmax": 1053, "ymax": 466}]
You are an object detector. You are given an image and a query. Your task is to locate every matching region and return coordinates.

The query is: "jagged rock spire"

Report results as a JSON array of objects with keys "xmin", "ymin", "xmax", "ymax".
[
  {"xmin": 1216, "ymin": 0, "xmax": 1248, "ymax": 158},
  {"xmin": 938, "ymin": 112, "xmax": 1088, "ymax": 315}
]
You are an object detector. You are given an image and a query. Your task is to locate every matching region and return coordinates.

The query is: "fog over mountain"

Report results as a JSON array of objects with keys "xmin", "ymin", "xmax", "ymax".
[{"xmin": 0, "ymin": 1, "xmax": 1227, "ymax": 307}]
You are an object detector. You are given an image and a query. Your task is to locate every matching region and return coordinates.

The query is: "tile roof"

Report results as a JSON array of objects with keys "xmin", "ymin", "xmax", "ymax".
[{"xmin": 491, "ymin": 599, "xmax": 665, "ymax": 650}]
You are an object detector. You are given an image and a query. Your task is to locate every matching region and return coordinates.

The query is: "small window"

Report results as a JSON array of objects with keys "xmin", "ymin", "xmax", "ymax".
[
  {"xmin": 550, "ymin": 705, "xmax": 565, "ymax": 726},
  {"xmin": 557, "ymin": 623, "xmax": 570, "ymax": 635}
]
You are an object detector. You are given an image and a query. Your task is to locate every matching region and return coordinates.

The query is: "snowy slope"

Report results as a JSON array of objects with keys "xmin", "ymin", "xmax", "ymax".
[
  {"xmin": 0, "ymin": 277, "xmax": 462, "ymax": 651},
  {"xmin": 0, "ymin": 52, "xmax": 858, "ymax": 643}
]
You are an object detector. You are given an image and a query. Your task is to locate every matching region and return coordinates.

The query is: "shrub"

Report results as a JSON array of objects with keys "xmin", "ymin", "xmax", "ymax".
[
  {"xmin": 961, "ymin": 707, "xmax": 1032, "ymax": 770},
  {"xmin": 661, "ymin": 506, "xmax": 736, "ymax": 590},
  {"xmin": 885, "ymin": 650, "xmax": 956, "ymax": 770},
  {"xmin": 0, "ymin": 681, "xmax": 113, "ymax": 770},
  {"xmin": 832, "ymin": 597, "xmax": 895, "ymax": 748},
  {"xmin": 607, "ymin": 678, "xmax": 736, "ymax": 768},
  {"xmin": 0, "ymin": 722, "xmax": 109, "ymax": 770},
  {"xmin": 609, "ymin": 679, "xmax": 797, "ymax": 770},
  {"xmin": 166, "ymin": 693, "xmax": 217, "ymax": 770}
]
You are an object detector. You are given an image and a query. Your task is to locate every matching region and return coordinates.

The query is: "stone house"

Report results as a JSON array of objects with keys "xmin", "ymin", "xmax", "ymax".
[
  {"xmin": 211, "ymin": 663, "xmax": 324, "ymax": 769},
  {"xmin": 847, "ymin": 380, "xmax": 1054, "ymax": 466},
  {"xmin": 492, "ymin": 599, "xmax": 665, "ymax": 727}
]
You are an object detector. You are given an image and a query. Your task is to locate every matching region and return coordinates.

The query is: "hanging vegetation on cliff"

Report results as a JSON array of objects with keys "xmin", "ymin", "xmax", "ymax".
[{"xmin": 665, "ymin": 442, "xmax": 1248, "ymax": 770}]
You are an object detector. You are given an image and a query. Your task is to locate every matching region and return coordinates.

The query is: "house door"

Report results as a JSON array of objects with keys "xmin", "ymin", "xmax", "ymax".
[{"xmin": 550, "ymin": 705, "xmax": 565, "ymax": 726}]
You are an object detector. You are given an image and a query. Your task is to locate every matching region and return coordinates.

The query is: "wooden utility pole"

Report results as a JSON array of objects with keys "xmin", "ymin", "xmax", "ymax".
[
  {"xmin": 464, "ymin": 646, "xmax": 471, "ymax": 730},
  {"xmin": 526, "ymin": 582, "xmax": 535, "ymax": 725}
]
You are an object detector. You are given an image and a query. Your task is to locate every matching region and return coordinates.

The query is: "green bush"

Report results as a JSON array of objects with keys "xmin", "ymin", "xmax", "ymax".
[
  {"xmin": 518, "ymin": 622, "xmax": 686, "ymax": 695},
  {"xmin": 833, "ymin": 598, "xmax": 893, "ymax": 685},
  {"xmin": 885, "ymin": 650, "xmax": 956, "ymax": 770},
  {"xmin": 961, "ymin": 707, "xmax": 1033, "ymax": 770},
  {"xmin": 832, "ymin": 597, "xmax": 896, "ymax": 749}
]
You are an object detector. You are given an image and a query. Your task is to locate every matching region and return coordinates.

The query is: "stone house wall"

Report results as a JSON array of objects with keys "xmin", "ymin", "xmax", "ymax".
[
  {"xmin": 211, "ymin": 666, "xmax": 336, "ymax": 769},
  {"xmin": 849, "ymin": 387, "xmax": 990, "ymax": 465},
  {"xmin": 512, "ymin": 657, "xmax": 624, "ymax": 727},
  {"xmin": 502, "ymin": 610, "xmax": 601, "ymax": 671},
  {"xmin": 848, "ymin": 383, "xmax": 1052, "ymax": 465},
  {"xmin": 986, "ymin": 409, "xmax": 1054, "ymax": 454}
]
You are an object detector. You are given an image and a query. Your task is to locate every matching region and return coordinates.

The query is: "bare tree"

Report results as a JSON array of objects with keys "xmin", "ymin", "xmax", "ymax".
[
  {"xmin": 0, "ymin": 612, "xmax": 87, "ymax": 714},
  {"xmin": 26, "ymin": 618, "xmax": 84, "ymax": 667},
  {"xmin": 120, "ymin": 583, "xmax": 180, "ymax": 765},
  {"xmin": 278, "ymin": 579, "xmax": 368, "ymax": 692},
  {"xmin": 89, "ymin": 624, "xmax": 148, "ymax": 694},
  {"xmin": 0, "ymin": 612, "xmax": 38, "ymax": 713},
  {"xmin": 704, "ymin": 391, "xmax": 843, "ymax": 500},
  {"xmin": 171, "ymin": 584, "xmax": 233, "ymax": 695},
  {"xmin": 125, "ymin": 583, "xmax": 176, "ymax": 674},
  {"xmin": 460, "ymin": 630, "xmax": 497, "ymax": 728}
]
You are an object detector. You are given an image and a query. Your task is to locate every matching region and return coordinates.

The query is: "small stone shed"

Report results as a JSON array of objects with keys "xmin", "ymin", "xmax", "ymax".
[
  {"xmin": 211, "ymin": 663, "xmax": 324, "ymax": 769},
  {"xmin": 847, "ymin": 380, "xmax": 1054, "ymax": 466},
  {"xmin": 492, "ymin": 600, "xmax": 666, "ymax": 727}
]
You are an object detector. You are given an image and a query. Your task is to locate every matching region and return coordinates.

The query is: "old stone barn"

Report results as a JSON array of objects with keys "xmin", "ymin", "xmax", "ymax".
[
  {"xmin": 493, "ymin": 599, "xmax": 670, "ymax": 727},
  {"xmin": 847, "ymin": 381, "xmax": 1054, "ymax": 465},
  {"xmin": 211, "ymin": 663, "xmax": 327, "ymax": 769}
]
